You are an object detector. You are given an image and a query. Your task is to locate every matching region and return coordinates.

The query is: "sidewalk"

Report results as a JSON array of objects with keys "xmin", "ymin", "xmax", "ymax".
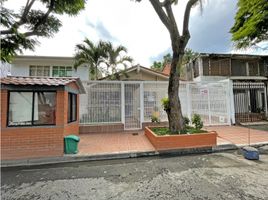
[
  {"xmin": 2, "ymin": 126, "xmax": 268, "ymax": 167},
  {"xmin": 207, "ymin": 125, "xmax": 268, "ymax": 146}
]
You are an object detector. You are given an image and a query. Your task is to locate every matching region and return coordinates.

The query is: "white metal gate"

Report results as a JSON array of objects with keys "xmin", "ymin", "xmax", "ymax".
[
  {"xmin": 80, "ymin": 80, "xmax": 233, "ymax": 129},
  {"xmin": 124, "ymin": 83, "xmax": 141, "ymax": 129}
]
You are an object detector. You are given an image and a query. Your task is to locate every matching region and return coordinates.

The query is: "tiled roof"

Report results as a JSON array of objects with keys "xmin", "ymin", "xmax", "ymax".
[
  {"xmin": 162, "ymin": 63, "xmax": 171, "ymax": 76},
  {"xmin": 0, "ymin": 76, "xmax": 78, "ymax": 86},
  {"xmin": 0, "ymin": 76, "xmax": 86, "ymax": 93}
]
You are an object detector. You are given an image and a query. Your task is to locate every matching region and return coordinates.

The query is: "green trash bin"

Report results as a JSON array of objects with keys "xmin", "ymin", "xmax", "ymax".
[{"xmin": 64, "ymin": 135, "xmax": 80, "ymax": 154}]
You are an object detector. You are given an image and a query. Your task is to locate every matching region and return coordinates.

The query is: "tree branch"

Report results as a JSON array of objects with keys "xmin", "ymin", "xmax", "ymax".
[
  {"xmin": 182, "ymin": 0, "xmax": 198, "ymax": 37},
  {"xmin": 164, "ymin": 0, "xmax": 180, "ymax": 37},
  {"xmin": 149, "ymin": 0, "xmax": 171, "ymax": 31},
  {"xmin": 33, "ymin": 0, "xmax": 55, "ymax": 30},
  {"xmin": 23, "ymin": 30, "xmax": 41, "ymax": 37},
  {"xmin": 1, "ymin": 0, "xmax": 36, "ymax": 35}
]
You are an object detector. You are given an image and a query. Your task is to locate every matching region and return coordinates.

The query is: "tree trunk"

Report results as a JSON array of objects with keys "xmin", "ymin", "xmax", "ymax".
[{"xmin": 167, "ymin": 52, "xmax": 185, "ymax": 133}]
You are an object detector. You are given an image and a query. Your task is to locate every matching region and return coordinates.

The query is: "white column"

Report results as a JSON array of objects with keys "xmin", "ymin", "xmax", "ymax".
[
  {"xmin": 199, "ymin": 57, "xmax": 203, "ymax": 76},
  {"xmin": 140, "ymin": 82, "xmax": 144, "ymax": 129},
  {"xmin": 121, "ymin": 82, "xmax": 125, "ymax": 126},
  {"xmin": 229, "ymin": 79, "xmax": 236, "ymax": 124},
  {"xmin": 186, "ymin": 83, "xmax": 192, "ymax": 121},
  {"xmin": 264, "ymin": 83, "xmax": 268, "ymax": 117},
  {"xmin": 207, "ymin": 85, "xmax": 212, "ymax": 125},
  {"xmin": 226, "ymin": 80, "xmax": 231, "ymax": 125}
]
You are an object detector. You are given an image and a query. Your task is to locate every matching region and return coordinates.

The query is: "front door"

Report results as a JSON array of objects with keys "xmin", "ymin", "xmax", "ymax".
[{"xmin": 124, "ymin": 83, "xmax": 141, "ymax": 130}]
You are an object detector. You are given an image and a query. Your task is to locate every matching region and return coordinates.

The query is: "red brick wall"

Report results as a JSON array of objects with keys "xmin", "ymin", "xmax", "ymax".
[{"xmin": 1, "ymin": 82, "xmax": 80, "ymax": 160}]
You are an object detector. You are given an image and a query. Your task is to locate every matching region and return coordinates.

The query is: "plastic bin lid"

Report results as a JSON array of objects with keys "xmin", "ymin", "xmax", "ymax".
[{"xmin": 65, "ymin": 135, "xmax": 80, "ymax": 142}]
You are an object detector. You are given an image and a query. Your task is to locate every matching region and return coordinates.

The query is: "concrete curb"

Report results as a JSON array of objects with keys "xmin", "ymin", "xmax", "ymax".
[
  {"xmin": 2, "ymin": 143, "xmax": 268, "ymax": 168},
  {"xmin": 1, "ymin": 151, "xmax": 159, "ymax": 168}
]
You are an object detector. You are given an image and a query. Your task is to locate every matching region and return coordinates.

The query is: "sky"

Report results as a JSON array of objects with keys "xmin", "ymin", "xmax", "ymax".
[{"xmin": 4, "ymin": 0, "xmax": 268, "ymax": 66}]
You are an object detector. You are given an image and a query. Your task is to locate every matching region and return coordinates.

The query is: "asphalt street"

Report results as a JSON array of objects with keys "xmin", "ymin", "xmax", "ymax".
[{"xmin": 1, "ymin": 150, "xmax": 268, "ymax": 200}]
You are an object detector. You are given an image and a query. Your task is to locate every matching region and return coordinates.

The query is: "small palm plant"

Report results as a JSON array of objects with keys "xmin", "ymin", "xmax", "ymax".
[
  {"xmin": 74, "ymin": 38, "xmax": 107, "ymax": 80},
  {"xmin": 103, "ymin": 42, "xmax": 133, "ymax": 80}
]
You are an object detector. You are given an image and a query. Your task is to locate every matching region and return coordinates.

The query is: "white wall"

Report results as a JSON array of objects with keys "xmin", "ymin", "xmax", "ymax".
[
  {"xmin": 73, "ymin": 65, "xmax": 89, "ymax": 81},
  {"xmin": 11, "ymin": 64, "xmax": 29, "ymax": 76}
]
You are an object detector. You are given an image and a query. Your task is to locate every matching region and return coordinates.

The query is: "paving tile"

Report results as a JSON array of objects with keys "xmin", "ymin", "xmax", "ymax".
[
  {"xmin": 78, "ymin": 131, "xmax": 155, "ymax": 155},
  {"xmin": 78, "ymin": 126, "xmax": 268, "ymax": 155},
  {"xmin": 207, "ymin": 126, "xmax": 268, "ymax": 146}
]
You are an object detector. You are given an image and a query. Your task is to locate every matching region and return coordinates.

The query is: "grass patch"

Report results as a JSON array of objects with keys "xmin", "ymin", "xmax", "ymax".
[{"xmin": 150, "ymin": 126, "xmax": 207, "ymax": 136}]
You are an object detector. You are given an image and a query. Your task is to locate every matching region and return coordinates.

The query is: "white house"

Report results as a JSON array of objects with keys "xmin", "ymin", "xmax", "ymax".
[{"xmin": 10, "ymin": 55, "xmax": 89, "ymax": 81}]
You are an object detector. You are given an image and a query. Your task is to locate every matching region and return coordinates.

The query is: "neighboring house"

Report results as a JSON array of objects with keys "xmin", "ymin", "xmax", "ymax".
[
  {"xmin": 100, "ymin": 65, "xmax": 169, "ymax": 81},
  {"xmin": 10, "ymin": 55, "xmax": 89, "ymax": 81},
  {"xmin": 184, "ymin": 53, "xmax": 268, "ymax": 123}
]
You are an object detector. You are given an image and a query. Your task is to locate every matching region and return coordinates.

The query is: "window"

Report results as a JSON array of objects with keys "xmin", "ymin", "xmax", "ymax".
[
  {"xmin": 8, "ymin": 91, "xmax": 56, "ymax": 126},
  {"xmin": 231, "ymin": 59, "xmax": 247, "ymax": 76},
  {"xmin": 52, "ymin": 66, "xmax": 72, "ymax": 77},
  {"xmin": 29, "ymin": 66, "xmax": 50, "ymax": 77},
  {"xmin": 248, "ymin": 61, "xmax": 259, "ymax": 76},
  {"xmin": 68, "ymin": 93, "xmax": 77, "ymax": 123}
]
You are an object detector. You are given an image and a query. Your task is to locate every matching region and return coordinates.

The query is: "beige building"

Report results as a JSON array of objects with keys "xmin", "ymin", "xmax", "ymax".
[{"xmin": 101, "ymin": 65, "xmax": 169, "ymax": 81}]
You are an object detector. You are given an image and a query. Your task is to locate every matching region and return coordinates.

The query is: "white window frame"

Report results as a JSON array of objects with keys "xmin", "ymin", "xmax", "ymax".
[
  {"xmin": 52, "ymin": 66, "xmax": 73, "ymax": 77},
  {"xmin": 29, "ymin": 65, "xmax": 50, "ymax": 77}
]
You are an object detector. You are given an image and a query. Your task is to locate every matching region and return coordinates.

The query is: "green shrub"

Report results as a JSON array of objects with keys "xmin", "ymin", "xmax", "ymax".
[
  {"xmin": 161, "ymin": 97, "xmax": 169, "ymax": 111},
  {"xmin": 183, "ymin": 116, "xmax": 190, "ymax": 126},
  {"xmin": 191, "ymin": 114, "xmax": 203, "ymax": 130}
]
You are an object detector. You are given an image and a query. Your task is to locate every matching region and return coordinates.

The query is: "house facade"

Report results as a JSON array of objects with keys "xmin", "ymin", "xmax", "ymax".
[
  {"xmin": 10, "ymin": 55, "xmax": 89, "ymax": 81},
  {"xmin": 185, "ymin": 53, "xmax": 268, "ymax": 123}
]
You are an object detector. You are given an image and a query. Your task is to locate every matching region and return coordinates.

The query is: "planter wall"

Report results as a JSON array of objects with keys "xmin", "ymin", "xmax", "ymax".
[{"xmin": 145, "ymin": 127, "xmax": 217, "ymax": 151}]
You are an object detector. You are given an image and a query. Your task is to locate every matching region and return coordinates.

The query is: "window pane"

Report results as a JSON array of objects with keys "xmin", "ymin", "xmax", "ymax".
[
  {"xmin": 52, "ymin": 66, "xmax": 59, "ymax": 77},
  {"xmin": 248, "ymin": 61, "xmax": 259, "ymax": 76},
  {"xmin": 68, "ymin": 93, "xmax": 72, "ymax": 122},
  {"xmin": 259, "ymin": 61, "xmax": 265, "ymax": 75},
  {"xmin": 231, "ymin": 59, "xmax": 247, "ymax": 76},
  {"xmin": 59, "ymin": 66, "xmax": 66, "ymax": 77},
  {"xmin": 36, "ymin": 67, "xmax": 44, "ymax": 76},
  {"xmin": 72, "ymin": 94, "xmax": 77, "ymax": 121},
  {"xmin": 66, "ymin": 66, "xmax": 73, "ymax": 77},
  {"xmin": 29, "ymin": 66, "xmax": 36, "ymax": 76},
  {"xmin": 8, "ymin": 92, "xmax": 33, "ymax": 126},
  {"xmin": 44, "ymin": 66, "xmax": 50, "ymax": 77},
  {"xmin": 33, "ymin": 92, "xmax": 56, "ymax": 125},
  {"xmin": 68, "ymin": 93, "xmax": 77, "ymax": 122}
]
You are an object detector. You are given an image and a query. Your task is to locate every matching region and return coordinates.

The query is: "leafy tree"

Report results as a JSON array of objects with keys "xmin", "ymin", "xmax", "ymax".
[
  {"xmin": 74, "ymin": 39, "xmax": 107, "ymax": 80},
  {"xmin": 163, "ymin": 53, "xmax": 172, "ymax": 65},
  {"xmin": 230, "ymin": 0, "xmax": 268, "ymax": 49},
  {"xmin": 0, "ymin": 0, "xmax": 85, "ymax": 63},
  {"xmin": 151, "ymin": 53, "xmax": 171, "ymax": 71},
  {"xmin": 151, "ymin": 61, "xmax": 163, "ymax": 71},
  {"xmin": 137, "ymin": 0, "xmax": 201, "ymax": 133},
  {"xmin": 183, "ymin": 48, "xmax": 198, "ymax": 64},
  {"xmin": 103, "ymin": 42, "xmax": 133, "ymax": 76}
]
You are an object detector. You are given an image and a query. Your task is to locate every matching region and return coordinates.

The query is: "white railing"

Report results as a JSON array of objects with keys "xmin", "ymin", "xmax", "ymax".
[{"xmin": 80, "ymin": 80, "xmax": 232, "ymax": 127}]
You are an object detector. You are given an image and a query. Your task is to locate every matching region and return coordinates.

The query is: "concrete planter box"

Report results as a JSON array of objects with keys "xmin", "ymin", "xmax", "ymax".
[{"xmin": 145, "ymin": 126, "xmax": 217, "ymax": 151}]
